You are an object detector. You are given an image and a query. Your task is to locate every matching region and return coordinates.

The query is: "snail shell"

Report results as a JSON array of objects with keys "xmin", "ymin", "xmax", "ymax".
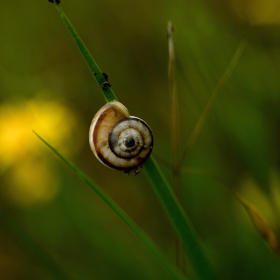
[{"xmin": 89, "ymin": 101, "xmax": 153, "ymax": 174}]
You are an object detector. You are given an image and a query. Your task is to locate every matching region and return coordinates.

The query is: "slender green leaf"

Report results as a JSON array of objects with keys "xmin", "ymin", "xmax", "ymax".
[
  {"xmin": 168, "ymin": 21, "xmax": 186, "ymax": 273},
  {"xmin": 34, "ymin": 131, "xmax": 187, "ymax": 280},
  {"xmin": 144, "ymin": 156, "xmax": 217, "ymax": 280}
]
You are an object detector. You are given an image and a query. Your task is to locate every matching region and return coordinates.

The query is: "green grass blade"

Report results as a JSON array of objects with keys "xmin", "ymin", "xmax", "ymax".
[
  {"xmin": 51, "ymin": 2, "xmax": 117, "ymax": 102},
  {"xmin": 144, "ymin": 156, "xmax": 217, "ymax": 280},
  {"xmin": 34, "ymin": 132, "xmax": 187, "ymax": 280}
]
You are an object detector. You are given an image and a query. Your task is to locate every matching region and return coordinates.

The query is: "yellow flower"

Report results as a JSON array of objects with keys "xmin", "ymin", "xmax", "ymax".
[{"xmin": 0, "ymin": 94, "xmax": 84, "ymax": 206}]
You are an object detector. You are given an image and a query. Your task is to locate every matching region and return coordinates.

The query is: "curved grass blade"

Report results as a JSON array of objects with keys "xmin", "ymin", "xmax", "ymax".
[
  {"xmin": 34, "ymin": 131, "xmax": 187, "ymax": 280},
  {"xmin": 144, "ymin": 156, "xmax": 217, "ymax": 280},
  {"xmin": 51, "ymin": 2, "xmax": 117, "ymax": 102}
]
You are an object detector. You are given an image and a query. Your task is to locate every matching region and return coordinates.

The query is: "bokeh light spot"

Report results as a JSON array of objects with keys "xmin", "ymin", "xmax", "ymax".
[{"xmin": 0, "ymin": 93, "xmax": 85, "ymax": 206}]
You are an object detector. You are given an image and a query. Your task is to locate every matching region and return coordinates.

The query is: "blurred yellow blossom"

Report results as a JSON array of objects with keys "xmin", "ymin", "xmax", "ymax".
[{"xmin": 0, "ymin": 93, "xmax": 85, "ymax": 206}]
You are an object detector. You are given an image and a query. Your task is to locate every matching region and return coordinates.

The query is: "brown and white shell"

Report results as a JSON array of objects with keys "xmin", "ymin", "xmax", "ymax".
[{"xmin": 89, "ymin": 101, "xmax": 153, "ymax": 174}]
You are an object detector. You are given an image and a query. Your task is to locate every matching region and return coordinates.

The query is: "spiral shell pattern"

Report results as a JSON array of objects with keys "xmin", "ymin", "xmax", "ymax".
[{"xmin": 89, "ymin": 101, "xmax": 153, "ymax": 174}]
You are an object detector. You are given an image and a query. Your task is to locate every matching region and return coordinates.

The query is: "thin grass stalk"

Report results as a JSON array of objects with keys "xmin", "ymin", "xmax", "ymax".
[
  {"xmin": 167, "ymin": 21, "xmax": 185, "ymax": 274},
  {"xmin": 168, "ymin": 21, "xmax": 179, "ymax": 174}
]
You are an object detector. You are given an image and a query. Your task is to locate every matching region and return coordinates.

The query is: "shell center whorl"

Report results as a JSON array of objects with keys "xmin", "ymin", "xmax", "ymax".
[
  {"xmin": 108, "ymin": 117, "xmax": 152, "ymax": 160},
  {"xmin": 124, "ymin": 136, "xmax": 135, "ymax": 148}
]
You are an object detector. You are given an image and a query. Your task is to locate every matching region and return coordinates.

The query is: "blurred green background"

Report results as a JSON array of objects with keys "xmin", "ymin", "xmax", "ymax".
[{"xmin": 1, "ymin": 0, "xmax": 280, "ymax": 279}]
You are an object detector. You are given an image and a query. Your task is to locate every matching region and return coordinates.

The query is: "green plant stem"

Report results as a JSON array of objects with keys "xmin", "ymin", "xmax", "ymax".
[
  {"xmin": 168, "ymin": 21, "xmax": 178, "ymax": 172},
  {"xmin": 144, "ymin": 156, "xmax": 217, "ymax": 280},
  {"xmin": 167, "ymin": 21, "xmax": 185, "ymax": 274},
  {"xmin": 53, "ymin": 2, "xmax": 118, "ymax": 102}
]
